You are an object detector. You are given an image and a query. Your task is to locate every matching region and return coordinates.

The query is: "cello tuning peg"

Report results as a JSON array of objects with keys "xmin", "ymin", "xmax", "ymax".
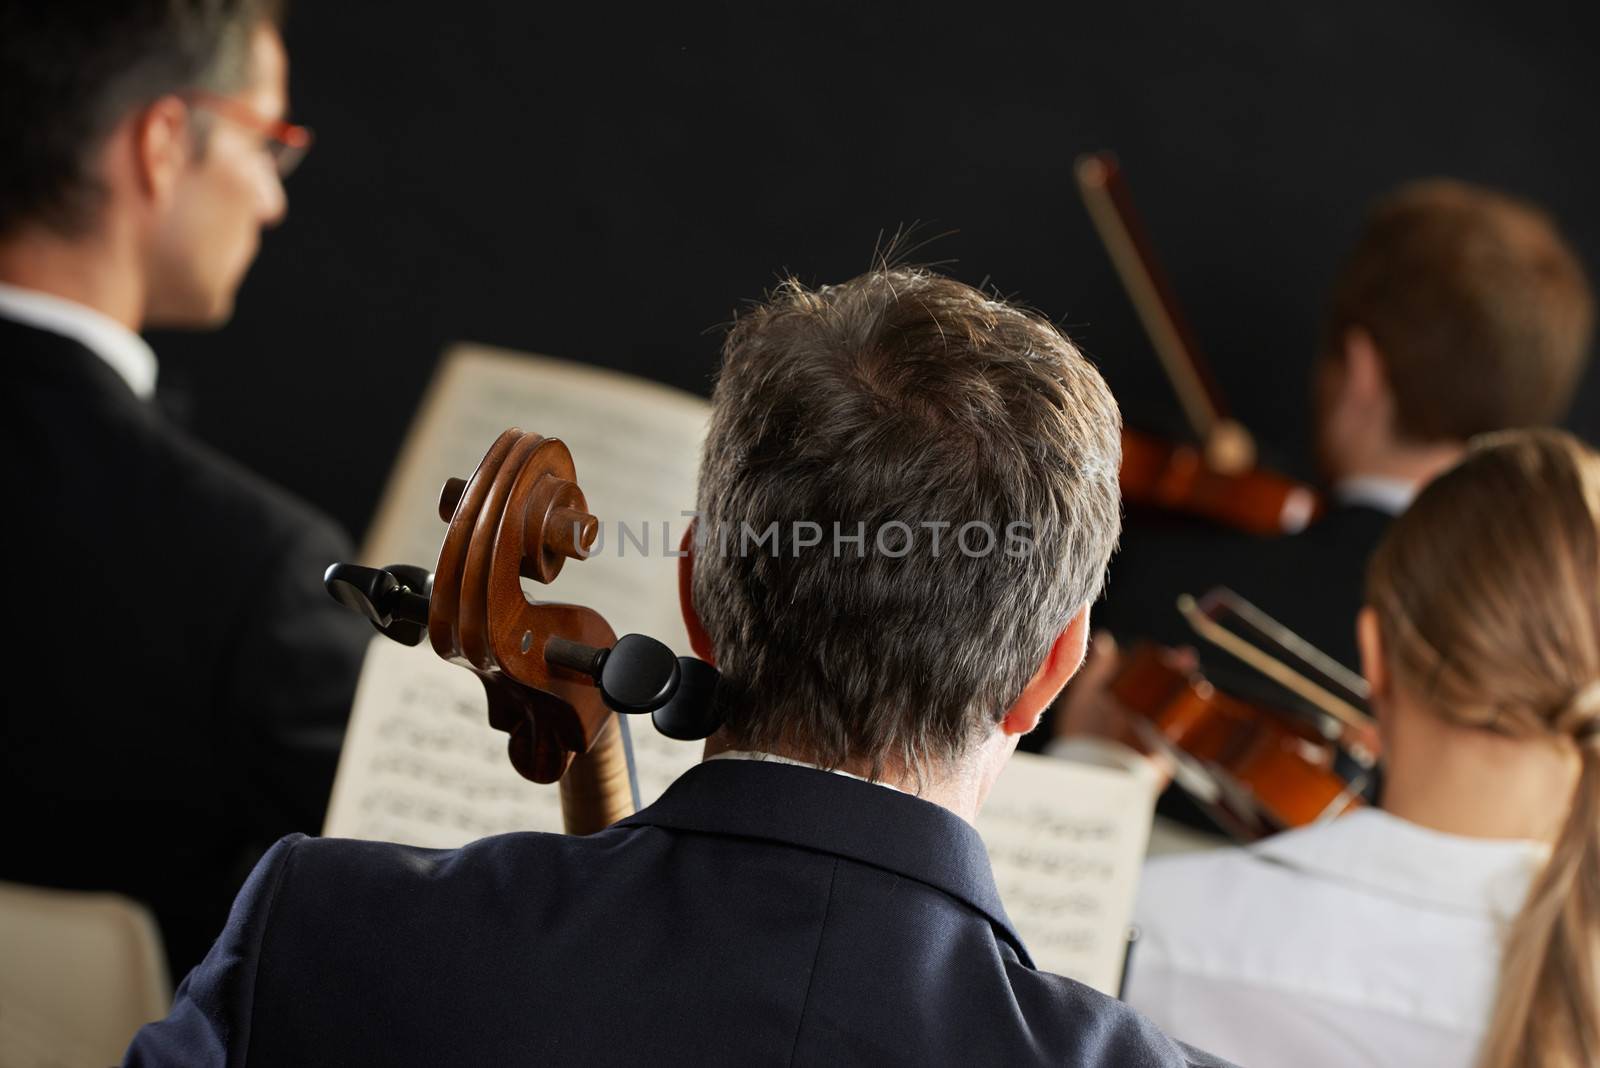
[
  {"xmin": 544, "ymin": 633, "xmax": 722, "ymax": 740},
  {"xmin": 546, "ymin": 634, "xmax": 677, "ymax": 714},
  {"xmin": 598, "ymin": 634, "xmax": 681, "ymax": 715},
  {"xmin": 323, "ymin": 562, "xmax": 433, "ymax": 647},
  {"xmin": 650, "ymin": 656, "xmax": 722, "ymax": 741},
  {"xmin": 438, "ymin": 477, "xmax": 468, "ymax": 522},
  {"xmin": 323, "ymin": 562, "xmax": 394, "ymax": 625}
]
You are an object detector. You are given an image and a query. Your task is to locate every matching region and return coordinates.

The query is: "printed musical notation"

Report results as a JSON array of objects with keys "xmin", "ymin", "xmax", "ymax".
[
  {"xmin": 977, "ymin": 753, "xmax": 1154, "ymax": 995},
  {"xmin": 325, "ymin": 641, "xmax": 560, "ymax": 847},
  {"xmin": 324, "ymin": 638, "xmax": 703, "ymax": 849}
]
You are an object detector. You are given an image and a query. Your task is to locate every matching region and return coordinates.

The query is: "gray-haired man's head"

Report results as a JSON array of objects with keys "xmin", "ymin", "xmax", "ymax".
[{"xmin": 687, "ymin": 267, "xmax": 1122, "ymax": 783}]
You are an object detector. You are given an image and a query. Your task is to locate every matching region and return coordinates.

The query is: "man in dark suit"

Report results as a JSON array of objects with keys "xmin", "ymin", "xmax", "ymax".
[
  {"xmin": 0, "ymin": 0, "xmax": 368, "ymax": 978},
  {"xmin": 126, "ymin": 268, "xmax": 1231, "ymax": 1065}
]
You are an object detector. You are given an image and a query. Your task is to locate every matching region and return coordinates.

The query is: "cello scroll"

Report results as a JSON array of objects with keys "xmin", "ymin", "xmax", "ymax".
[{"xmin": 324, "ymin": 427, "xmax": 722, "ymax": 835}]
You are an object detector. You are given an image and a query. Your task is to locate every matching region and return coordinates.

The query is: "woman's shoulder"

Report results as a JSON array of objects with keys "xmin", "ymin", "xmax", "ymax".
[{"xmin": 1129, "ymin": 810, "xmax": 1516, "ymax": 1020}]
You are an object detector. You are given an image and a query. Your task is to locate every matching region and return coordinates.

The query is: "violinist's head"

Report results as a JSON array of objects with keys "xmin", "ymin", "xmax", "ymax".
[
  {"xmin": 1313, "ymin": 180, "xmax": 1593, "ymax": 487},
  {"xmin": 1359, "ymin": 428, "xmax": 1600, "ymax": 1068},
  {"xmin": 0, "ymin": 0, "xmax": 293, "ymax": 329},
  {"xmin": 679, "ymin": 266, "xmax": 1122, "ymax": 816}
]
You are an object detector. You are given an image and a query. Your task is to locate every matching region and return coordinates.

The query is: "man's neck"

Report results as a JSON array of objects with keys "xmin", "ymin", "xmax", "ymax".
[
  {"xmin": 1333, "ymin": 438, "xmax": 1465, "ymax": 494},
  {"xmin": 0, "ymin": 230, "xmax": 144, "ymax": 330},
  {"xmin": 701, "ymin": 730, "xmax": 1006, "ymax": 826}
]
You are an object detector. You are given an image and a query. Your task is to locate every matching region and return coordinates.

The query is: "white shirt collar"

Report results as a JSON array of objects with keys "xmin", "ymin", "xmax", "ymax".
[
  {"xmin": 1252, "ymin": 807, "xmax": 1548, "ymax": 918},
  {"xmin": 1332, "ymin": 474, "xmax": 1416, "ymax": 516},
  {"xmin": 706, "ymin": 750, "xmax": 905, "ymax": 793},
  {"xmin": 0, "ymin": 281, "xmax": 158, "ymax": 400}
]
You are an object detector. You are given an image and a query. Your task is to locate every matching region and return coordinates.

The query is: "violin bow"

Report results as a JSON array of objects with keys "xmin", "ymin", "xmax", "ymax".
[
  {"xmin": 1178, "ymin": 589, "xmax": 1379, "ymax": 759},
  {"xmin": 1075, "ymin": 152, "xmax": 1256, "ymax": 475}
]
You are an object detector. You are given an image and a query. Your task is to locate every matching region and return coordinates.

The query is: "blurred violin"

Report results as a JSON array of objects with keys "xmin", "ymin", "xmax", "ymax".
[
  {"xmin": 323, "ymin": 428, "xmax": 722, "ymax": 835},
  {"xmin": 1103, "ymin": 590, "xmax": 1378, "ymax": 841},
  {"xmin": 1075, "ymin": 152, "xmax": 1323, "ymax": 536}
]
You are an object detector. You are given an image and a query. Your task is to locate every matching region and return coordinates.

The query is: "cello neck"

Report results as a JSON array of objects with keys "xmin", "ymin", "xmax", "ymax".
[{"xmin": 558, "ymin": 714, "xmax": 637, "ymax": 834}]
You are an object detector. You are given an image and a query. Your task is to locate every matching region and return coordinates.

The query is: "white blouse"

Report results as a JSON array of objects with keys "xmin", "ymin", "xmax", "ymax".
[{"xmin": 1123, "ymin": 809, "xmax": 1548, "ymax": 1068}]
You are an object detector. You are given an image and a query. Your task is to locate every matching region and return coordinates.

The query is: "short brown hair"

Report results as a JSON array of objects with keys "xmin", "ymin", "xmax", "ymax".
[
  {"xmin": 691, "ymin": 267, "xmax": 1122, "ymax": 782},
  {"xmin": 0, "ymin": 0, "xmax": 284, "ymax": 237},
  {"xmin": 1324, "ymin": 180, "xmax": 1594, "ymax": 442}
]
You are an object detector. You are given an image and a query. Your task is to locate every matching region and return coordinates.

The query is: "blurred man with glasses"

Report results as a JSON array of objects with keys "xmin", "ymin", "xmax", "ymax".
[{"xmin": 0, "ymin": 0, "xmax": 367, "ymax": 980}]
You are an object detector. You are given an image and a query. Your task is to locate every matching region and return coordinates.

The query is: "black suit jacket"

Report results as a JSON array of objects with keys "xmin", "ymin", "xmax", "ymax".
[
  {"xmin": 2, "ymin": 317, "xmax": 369, "ymax": 977},
  {"xmin": 125, "ymin": 760, "xmax": 1231, "ymax": 1067}
]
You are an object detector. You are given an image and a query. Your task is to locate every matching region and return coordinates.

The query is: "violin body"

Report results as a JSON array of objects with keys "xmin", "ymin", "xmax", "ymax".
[{"xmin": 1109, "ymin": 642, "xmax": 1371, "ymax": 840}]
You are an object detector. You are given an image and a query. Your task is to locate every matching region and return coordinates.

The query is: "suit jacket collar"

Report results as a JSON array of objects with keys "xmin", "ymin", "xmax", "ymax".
[
  {"xmin": 0, "ymin": 284, "xmax": 157, "ymax": 399},
  {"xmin": 3, "ymin": 314, "xmax": 153, "ymax": 414},
  {"xmin": 619, "ymin": 758, "xmax": 1032, "ymax": 964},
  {"xmin": 1332, "ymin": 474, "xmax": 1416, "ymax": 517}
]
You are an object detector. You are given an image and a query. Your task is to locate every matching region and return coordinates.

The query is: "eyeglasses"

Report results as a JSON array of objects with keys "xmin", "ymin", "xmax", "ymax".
[{"xmin": 184, "ymin": 91, "xmax": 314, "ymax": 178}]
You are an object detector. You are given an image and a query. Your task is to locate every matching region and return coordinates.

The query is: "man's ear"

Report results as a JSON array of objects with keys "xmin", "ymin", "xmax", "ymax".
[
  {"xmin": 1356, "ymin": 606, "xmax": 1388, "ymax": 705},
  {"xmin": 1000, "ymin": 604, "xmax": 1092, "ymax": 736},
  {"xmin": 129, "ymin": 96, "xmax": 193, "ymax": 207},
  {"xmin": 678, "ymin": 520, "xmax": 715, "ymax": 665},
  {"xmin": 1341, "ymin": 326, "xmax": 1393, "ymax": 410}
]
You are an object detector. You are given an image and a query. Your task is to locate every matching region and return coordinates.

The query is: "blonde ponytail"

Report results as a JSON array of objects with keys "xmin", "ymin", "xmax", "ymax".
[{"xmin": 1476, "ymin": 735, "xmax": 1599, "ymax": 1068}]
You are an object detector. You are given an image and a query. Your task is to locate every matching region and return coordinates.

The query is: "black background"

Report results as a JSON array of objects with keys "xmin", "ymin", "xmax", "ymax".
[{"xmin": 149, "ymin": 0, "xmax": 1600, "ymax": 543}]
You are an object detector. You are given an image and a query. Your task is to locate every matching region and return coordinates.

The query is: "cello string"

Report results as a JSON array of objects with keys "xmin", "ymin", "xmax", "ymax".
[{"xmin": 617, "ymin": 711, "xmax": 642, "ymax": 814}]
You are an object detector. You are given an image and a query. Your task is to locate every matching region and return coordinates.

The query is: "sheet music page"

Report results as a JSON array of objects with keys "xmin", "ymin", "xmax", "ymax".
[
  {"xmin": 327, "ymin": 343, "xmax": 711, "ymax": 843},
  {"xmin": 978, "ymin": 752, "xmax": 1154, "ymax": 996},
  {"xmin": 324, "ymin": 638, "xmax": 561, "ymax": 844}
]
